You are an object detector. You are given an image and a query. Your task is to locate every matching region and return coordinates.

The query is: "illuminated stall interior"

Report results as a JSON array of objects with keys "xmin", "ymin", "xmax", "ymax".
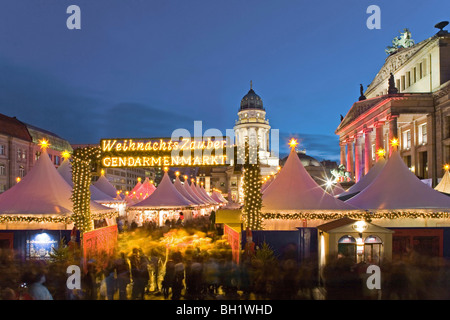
[{"xmin": 317, "ymin": 218, "xmax": 393, "ymax": 272}]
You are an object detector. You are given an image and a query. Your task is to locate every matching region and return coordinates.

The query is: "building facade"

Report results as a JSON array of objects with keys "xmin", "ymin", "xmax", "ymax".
[
  {"xmin": 205, "ymin": 83, "xmax": 280, "ymax": 201},
  {"xmin": 0, "ymin": 113, "xmax": 73, "ymax": 193},
  {"xmin": 336, "ymin": 25, "xmax": 450, "ymax": 186}
]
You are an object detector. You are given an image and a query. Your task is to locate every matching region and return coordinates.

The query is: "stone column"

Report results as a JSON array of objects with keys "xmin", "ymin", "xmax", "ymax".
[
  {"xmin": 346, "ymin": 138, "xmax": 354, "ymax": 180},
  {"xmin": 340, "ymin": 142, "xmax": 347, "ymax": 168},
  {"xmin": 388, "ymin": 114, "xmax": 399, "ymax": 155},
  {"xmin": 354, "ymin": 133, "xmax": 363, "ymax": 182},
  {"xmin": 374, "ymin": 121, "xmax": 385, "ymax": 161},
  {"xmin": 364, "ymin": 127, "xmax": 373, "ymax": 174}
]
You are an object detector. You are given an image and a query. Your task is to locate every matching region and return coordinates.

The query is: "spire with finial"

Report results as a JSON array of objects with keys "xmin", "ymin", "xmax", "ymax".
[{"xmin": 250, "ymin": 80, "xmax": 253, "ymax": 90}]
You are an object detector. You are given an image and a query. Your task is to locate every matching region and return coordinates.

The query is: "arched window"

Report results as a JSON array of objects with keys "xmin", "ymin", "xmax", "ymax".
[
  {"xmin": 364, "ymin": 235, "xmax": 383, "ymax": 264},
  {"xmin": 338, "ymin": 235, "xmax": 357, "ymax": 262}
]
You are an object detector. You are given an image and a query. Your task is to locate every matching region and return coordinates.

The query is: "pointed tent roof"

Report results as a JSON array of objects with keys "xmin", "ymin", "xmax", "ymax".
[
  {"xmin": 184, "ymin": 180, "xmax": 207, "ymax": 205},
  {"xmin": 190, "ymin": 181, "xmax": 211, "ymax": 204},
  {"xmin": 331, "ymin": 182, "xmax": 346, "ymax": 197},
  {"xmin": 130, "ymin": 178, "xmax": 143, "ymax": 195},
  {"xmin": 174, "ymin": 176, "xmax": 203, "ymax": 206},
  {"xmin": 347, "ymin": 150, "xmax": 450, "ymax": 211},
  {"xmin": 211, "ymin": 190, "xmax": 228, "ymax": 204},
  {"xmin": 0, "ymin": 149, "xmax": 111, "ymax": 217},
  {"xmin": 93, "ymin": 173, "xmax": 118, "ymax": 199},
  {"xmin": 197, "ymin": 184, "xmax": 218, "ymax": 205},
  {"xmin": 262, "ymin": 147, "xmax": 358, "ymax": 212},
  {"xmin": 135, "ymin": 177, "xmax": 156, "ymax": 199},
  {"xmin": 338, "ymin": 158, "xmax": 386, "ymax": 200},
  {"xmin": 435, "ymin": 170, "xmax": 450, "ymax": 195},
  {"xmin": 130, "ymin": 171, "xmax": 193, "ymax": 209},
  {"xmin": 57, "ymin": 158, "xmax": 116, "ymax": 202},
  {"xmin": 261, "ymin": 176, "xmax": 274, "ymax": 193}
]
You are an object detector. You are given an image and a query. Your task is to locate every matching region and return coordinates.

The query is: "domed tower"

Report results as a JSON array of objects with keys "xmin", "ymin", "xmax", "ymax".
[{"xmin": 233, "ymin": 81, "xmax": 278, "ymax": 168}]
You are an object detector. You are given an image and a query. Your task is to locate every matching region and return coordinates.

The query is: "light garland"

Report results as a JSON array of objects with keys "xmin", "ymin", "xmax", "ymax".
[
  {"xmin": 71, "ymin": 146, "xmax": 102, "ymax": 233},
  {"xmin": 242, "ymin": 140, "xmax": 263, "ymax": 230},
  {"xmin": 261, "ymin": 211, "xmax": 450, "ymax": 222}
]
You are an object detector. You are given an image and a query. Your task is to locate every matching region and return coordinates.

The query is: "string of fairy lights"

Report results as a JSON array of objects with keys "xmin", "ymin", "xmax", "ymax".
[
  {"xmin": 71, "ymin": 146, "xmax": 102, "ymax": 233},
  {"xmin": 242, "ymin": 140, "xmax": 263, "ymax": 230}
]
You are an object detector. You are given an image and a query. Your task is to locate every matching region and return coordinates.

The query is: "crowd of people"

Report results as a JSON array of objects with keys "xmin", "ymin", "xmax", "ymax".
[{"xmin": 1, "ymin": 212, "xmax": 450, "ymax": 300}]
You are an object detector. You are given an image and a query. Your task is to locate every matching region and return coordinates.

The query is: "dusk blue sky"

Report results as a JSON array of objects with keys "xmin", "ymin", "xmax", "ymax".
[{"xmin": 1, "ymin": 0, "xmax": 449, "ymax": 161}]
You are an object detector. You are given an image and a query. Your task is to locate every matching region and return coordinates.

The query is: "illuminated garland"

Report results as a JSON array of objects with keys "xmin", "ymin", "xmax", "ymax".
[
  {"xmin": 0, "ymin": 215, "xmax": 72, "ymax": 224},
  {"xmin": 72, "ymin": 146, "xmax": 101, "ymax": 233},
  {"xmin": 242, "ymin": 141, "xmax": 263, "ymax": 230},
  {"xmin": 261, "ymin": 211, "xmax": 450, "ymax": 221}
]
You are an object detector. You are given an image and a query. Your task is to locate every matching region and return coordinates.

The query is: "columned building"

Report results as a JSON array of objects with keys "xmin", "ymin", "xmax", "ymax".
[
  {"xmin": 233, "ymin": 82, "xmax": 279, "ymax": 171},
  {"xmin": 206, "ymin": 83, "xmax": 280, "ymax": 201},
  {"xmin": 336, "ymin": 24, "xmax": 450, "ymax": 186}
]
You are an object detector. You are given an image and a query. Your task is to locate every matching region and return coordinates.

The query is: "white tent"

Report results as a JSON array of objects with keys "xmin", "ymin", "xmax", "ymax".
[
  {"xmin": 262, "ymin": 147, "xmax": 359, "ymax": 212},
  {"xmin": 261, "ymin": 176, "xmax": 275, "ymax": 193},
  {"xmin": 338, "ymin": 158, "xmax": 386, "ymax": 200},
  {"xmin": 347, "ymin": 150, "xmax": 450, "ymax": 211},
  {"xmin": 93, "ymin": 173, "xmax": 119, "ymax": 199},
  {"xmin": 130, "ymin": 171, "xmax": 194, "ymax": 209},
  {"xmin": 184, "ymin": 180, "xmax": 208, "ymax": 205},
  {"xmin": 0, "ymin": 149, "xmax": 113, "ymax": 225},
  {"xmin": 135, "ymin": 177, "xmax": 156, "ymax": 199},
  {"xmin": 211, "ymin": 190, "xmax": 228, "ymax": 204},
  {"xmin": 128, "ymin": 178, "xmax": 143, "ymax": 198},
  {"xmin": 174, "ymin": 176, "xmax": 204, "ymax": 206},
  {"xmin": 197, "ymin": 184, "xmax": 218, "ymax": 205},
  {"xmin": 57, "ymin": 158, "xmax": 116, "ymax": 202},
  {"xmin": 435, "ymin": 170, "xmax": 450, "ymax": 195},
  {"xmin": 330, "ymin": 182, "xmax": 346, "ymax": 197},
  {"xmin": 190, "ymin": 182, "xmax": 212, "ymax": 204}
]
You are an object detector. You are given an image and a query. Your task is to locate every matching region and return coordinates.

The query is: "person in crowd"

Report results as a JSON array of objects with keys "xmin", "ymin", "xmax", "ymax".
[
  {"xmin": 162, "ymin": 256, "xmax": 175, "ymax": 299},
  {"xmin": 114, "ymin": 252, "xmax": 130, "ymax": 300},
  {"xmin": 27, "ymin": 272, "xmax": 53, "ymax": 300},
  {"xmin": 129, "ymin": 248, "xmax": 146, "ymax": 299},
  {"xmin": 171, "ymin": 251, "xmax": 185, "ymax": 300},
  {"xmin": 149, "ymin": 249, "xmax": 161, "ymax": 292}
]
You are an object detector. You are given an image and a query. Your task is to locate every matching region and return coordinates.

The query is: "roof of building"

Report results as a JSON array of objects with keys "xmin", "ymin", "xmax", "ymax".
[
  {"xmin": 316, "ymin": 217, "xmax": 357, "ymax": 232},
  {"xmin": 0, "ymin": 113, "xmax": 33, "ymax": 142},
  {"xmin": 239, "ymin": 84, "xmax": 264, "ymax": 111}
]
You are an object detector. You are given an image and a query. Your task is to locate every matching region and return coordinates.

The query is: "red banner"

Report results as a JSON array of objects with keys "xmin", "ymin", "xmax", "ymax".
[
  {"xmin": 224, "ymin": 225, "xmax": 241, "ymax": 264},
  {"xmin": 82, "ymin": 225, "xmax": 118, "ymax": 271}
]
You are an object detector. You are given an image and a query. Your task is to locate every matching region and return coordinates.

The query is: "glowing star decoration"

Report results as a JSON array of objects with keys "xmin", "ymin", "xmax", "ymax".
[
  {"xmin": 390, "ymin": 138, "xmax": 399, "ymax": 148},
  {"xmin": 444, "ymin": 164, "xmax": 450, "ymax": 171},
  {"xmin": 61, "ymin": 150, "xmax": 71, "ymax": 160},
  {"xmin": 16, "ymin": 177, "xmax": 21, "ymax": 183},
  {"xmin": 288, "ymin": 138, "xmax": 298, "ymax": 150},
  {"xmin": 137, "ymin": 177, "xmax": 141, "ymax": 182},
  {"xmin": 376, "ymin": 148, "xmax": 386, "ymax": 159},
  {"xmin": 175, "ymin": 171, "xmax": 180, "ymax": 177},
  {"xmin": 164, "ymin": 167, "xmax": 169, "ymax": 172},
  {"xmin": 325, "ymin": 178, "xmax": 334, "ymax": 189},
  {"xmin": 38, "ymin": 138, "xmax": 50, "ymax": 150},
  {"xmin": 101, "ymin": 169, "xmax": 105, "ymax": 176}
]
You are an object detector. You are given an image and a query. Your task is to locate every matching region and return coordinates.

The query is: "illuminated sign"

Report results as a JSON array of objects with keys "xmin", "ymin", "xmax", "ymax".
[{"xmin": 100, "ymin": 137, "xmax": 228, "ymax": 168}]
